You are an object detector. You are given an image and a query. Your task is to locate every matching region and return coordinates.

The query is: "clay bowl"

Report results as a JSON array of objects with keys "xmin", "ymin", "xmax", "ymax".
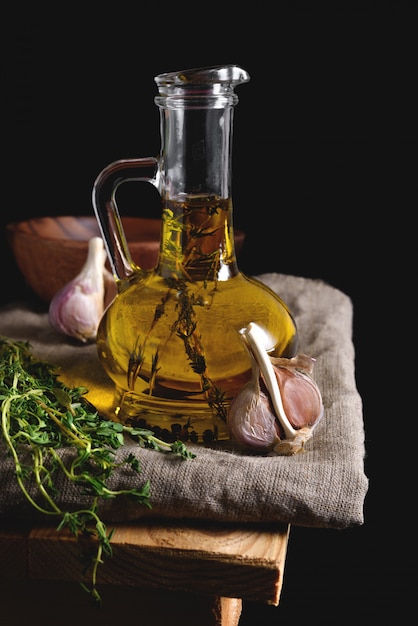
[{"xmin": 7, "ymin": 216, "xmax": 246, "ymax": 303}]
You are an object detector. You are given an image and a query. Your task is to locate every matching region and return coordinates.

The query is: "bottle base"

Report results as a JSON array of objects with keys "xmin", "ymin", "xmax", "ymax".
[{"xmin": 112, "ymin": 389, "xmax": 231, "ymax": 444}]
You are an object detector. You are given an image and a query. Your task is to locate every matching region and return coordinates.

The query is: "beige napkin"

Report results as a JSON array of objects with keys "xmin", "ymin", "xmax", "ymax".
[{"xmin": 0, "ymin": 273, "xmax": 368, "ymax": 529}]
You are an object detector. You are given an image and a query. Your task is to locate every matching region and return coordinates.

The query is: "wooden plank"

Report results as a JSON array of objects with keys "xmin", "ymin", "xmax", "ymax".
[
  {"xmin": 26, "ymin": 520, "xmax": 289, "ymax": 605},
  {"xmin": 0, "ymin": 520, "xmax": 289, "ymax": 624}
]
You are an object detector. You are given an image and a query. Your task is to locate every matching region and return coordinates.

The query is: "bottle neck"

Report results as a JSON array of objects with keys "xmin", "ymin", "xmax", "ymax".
[
  {"xmin": 153, "ymin": 66, "xmax": 250, "ymax": 282},
  {"xmin": 157, "ymin": 194, "xmax": 239, "ymax": 281},
  {"xmin": 155, "ymin": 95, "xmax": 239, "ymax": 281},
  {"xmin": 158, "ymin": 104, "xmax": 235, "ymax": 202}
]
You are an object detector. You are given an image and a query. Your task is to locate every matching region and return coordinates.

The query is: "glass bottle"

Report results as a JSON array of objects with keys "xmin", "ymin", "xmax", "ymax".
[{"xmin": 92, "ymin": 65, "xmax": 298, "ymax": 444}]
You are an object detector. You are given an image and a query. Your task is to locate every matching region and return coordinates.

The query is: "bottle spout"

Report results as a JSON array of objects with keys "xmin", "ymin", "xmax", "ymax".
[
  {"xmin": 154, "ymin": 65, "xmax": 250, "ymax": 107},
  {"xmin": 155, "ymin": 65, "xmax": 250, "ymax": 88}
]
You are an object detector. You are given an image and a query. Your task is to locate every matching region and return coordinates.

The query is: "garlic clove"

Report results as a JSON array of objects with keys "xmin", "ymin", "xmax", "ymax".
[
  {"xmin": 227, "ymin": 354, "xmax": 281, "ymax": 453},
  {"xmin": 227, "ymin": 322, "xmax": 324, "ymax": 456},
  {"xmin": 241, "ymin": 323, "xmax": 297, "ymax": 442},
  {"xmin": 270, "ymin": 360, "xmax": 324, "ymax": 431},
  {"xmin": 48, "ymin": 237, "xmax": 108, "ymax": 343}
]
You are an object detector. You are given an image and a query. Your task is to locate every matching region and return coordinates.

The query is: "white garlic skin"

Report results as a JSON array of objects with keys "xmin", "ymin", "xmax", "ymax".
[{"xmin": 48, "ymin": 237, "xmax": 107, "ymax": 343}]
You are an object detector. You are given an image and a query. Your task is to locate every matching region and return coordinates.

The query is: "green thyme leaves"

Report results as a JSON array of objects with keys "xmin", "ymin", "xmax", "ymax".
[{"xmin": 0, "ymin": 335, "xmax": 195, "ymax": 604}]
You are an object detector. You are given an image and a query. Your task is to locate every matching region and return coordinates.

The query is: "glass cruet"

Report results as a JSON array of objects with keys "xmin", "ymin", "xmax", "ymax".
[{"xmin": 92, "ymin": 65, "xmax": 298, "ymax": 444}]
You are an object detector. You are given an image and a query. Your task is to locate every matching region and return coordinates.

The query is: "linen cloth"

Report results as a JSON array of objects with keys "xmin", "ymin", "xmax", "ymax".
[{"xmin": 0, "ymin": 273, "xmax": 368, "ymax": 529}]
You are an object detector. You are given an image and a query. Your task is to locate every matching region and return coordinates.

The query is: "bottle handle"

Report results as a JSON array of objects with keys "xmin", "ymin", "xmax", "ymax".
[{"xmin": 92, "ymin": 157, "xmax": 159, "ymax": 280}]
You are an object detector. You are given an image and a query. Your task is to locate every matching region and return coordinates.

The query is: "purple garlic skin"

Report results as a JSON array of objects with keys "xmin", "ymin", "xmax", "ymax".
[
  {"xmin": 227, "ymin": 372, "xmax": 282, "ymax": 453},
  {"xmin": 227, "ymin": 323, "xmax": 324, "ymax": 456},
  {"xmin": 269, "ymin": 355, "xmax": 324, "ymax": 432},
  {"xmin": 48, "ymin": 237, "xmax": 108, "ymax": 343}
]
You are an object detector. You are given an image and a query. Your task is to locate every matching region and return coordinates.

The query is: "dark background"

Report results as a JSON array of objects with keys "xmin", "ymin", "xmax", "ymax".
[{"xmin": 1, "ymin": 3, "xmax": 414, "ymax": 624}]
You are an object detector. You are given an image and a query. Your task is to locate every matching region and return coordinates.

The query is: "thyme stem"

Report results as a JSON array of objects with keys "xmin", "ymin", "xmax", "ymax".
[{"xmin": 0, "ymin": 335, "xmax": 195, "ymax": 605}]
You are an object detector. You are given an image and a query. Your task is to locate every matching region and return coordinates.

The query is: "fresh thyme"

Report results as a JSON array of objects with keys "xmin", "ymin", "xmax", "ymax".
[{"xmin": 0, "ymin": 335, "xmax": 195, "ymax": 605}]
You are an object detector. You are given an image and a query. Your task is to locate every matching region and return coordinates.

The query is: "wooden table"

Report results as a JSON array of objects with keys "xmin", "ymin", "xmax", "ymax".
[{"xmin": 0, "ymin": 519, "xmax": 289, "ymax": 626}]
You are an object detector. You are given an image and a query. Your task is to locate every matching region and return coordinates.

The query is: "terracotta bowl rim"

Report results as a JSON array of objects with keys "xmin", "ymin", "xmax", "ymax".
[{"xmin": 6, "ymin": 216, "xmax": 161, "ymax": 242}]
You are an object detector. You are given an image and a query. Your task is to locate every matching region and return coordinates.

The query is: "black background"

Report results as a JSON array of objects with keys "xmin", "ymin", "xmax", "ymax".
[{"xmin": 1, "ymin": 3, "xmax": 414, "ymax": 624}]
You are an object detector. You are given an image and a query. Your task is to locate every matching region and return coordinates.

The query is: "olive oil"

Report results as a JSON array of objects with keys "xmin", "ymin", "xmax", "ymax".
[{"xmin": 96, "ymin": 195, "xmax": 297, "ymax": 443}]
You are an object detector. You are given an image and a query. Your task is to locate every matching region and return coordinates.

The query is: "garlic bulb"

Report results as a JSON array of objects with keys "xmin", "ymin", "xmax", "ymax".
[
  {"xmin": 227, "ymin": 322, "xmax": 324, "ymax": 455},
  {"xmin": 48, "ymin": 237, "xmax": 108, "ymax": 343}
]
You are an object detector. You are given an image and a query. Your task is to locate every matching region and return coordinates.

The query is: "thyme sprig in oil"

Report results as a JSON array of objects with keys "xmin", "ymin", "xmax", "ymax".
[{"xmin": 125, "ymin": 204, "xmax": 230, "ymax": 433}]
